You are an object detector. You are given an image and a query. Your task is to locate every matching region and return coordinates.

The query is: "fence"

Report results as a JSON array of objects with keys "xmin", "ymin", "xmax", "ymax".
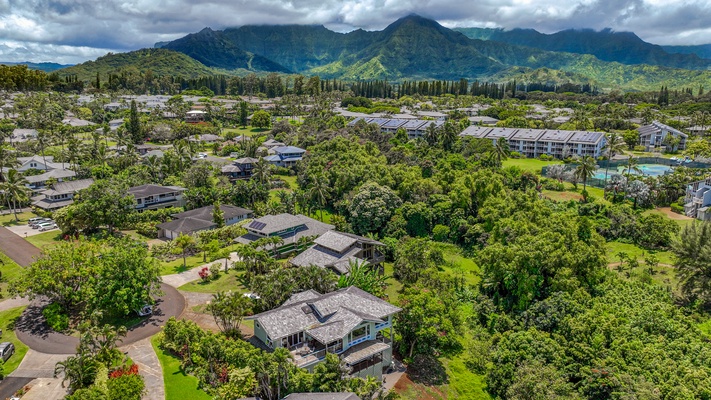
[{"xmin": 541, "ymin": 157, "xmax": 711, "ymax": 190}]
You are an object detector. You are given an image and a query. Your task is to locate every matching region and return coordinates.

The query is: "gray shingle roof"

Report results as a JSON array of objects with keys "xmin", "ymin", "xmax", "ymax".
[
  {"xmin": 53, "ymin": 178, "xmax": 94, "ymax": 193},
  {"xmin": 157, "ymin": 217, "xmax": 215, "ymax": 234},
  {"xmin": 248, "ymin": 286, "xmax": 400, "ymax": 341},
  {"xmin": 25, "ymin": 168, "xmax": 76, "ymax": 183},
  {"xmin": 313, "ymin": 231, "xmax": 358, "ymax": 253},
  {"xmin": 341, "ymin": 340, "xmax": 391, "ymax": 365},
  {"xmin": 172, "ymin": 204, "xmax": 252, "ymax": 221},
  {"xmin": 128, "ymin": 184, "xmax": 186, "ymax": 198}
]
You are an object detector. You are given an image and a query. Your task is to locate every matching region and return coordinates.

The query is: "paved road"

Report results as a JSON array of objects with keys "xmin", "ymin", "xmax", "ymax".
[
  {"xmin": 16, "ymin": 283, "xmax": 185, "ymax": 354},
  {"xmin": 10, "ymin": 349, "xmax": 70, "ymax": 379},
  {"xmin": 0, "ymin": 377, "xmax": 33, "ymax": 399},
  {"xmin": 0, "ymin": 226, "xmax": 42, "ymax": 267}
]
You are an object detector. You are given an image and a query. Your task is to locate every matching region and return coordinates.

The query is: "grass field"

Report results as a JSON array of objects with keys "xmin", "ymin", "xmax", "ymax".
[
  {"xmin": 502, "ymin": 158, "xmax": 562, "ymax": 174},
  {"xmin": 439, "ymin": 244, "xmax": 481, "ymax": 286},
  {"xmin": 0, "ymin": 211, "xmax": 38, "ymax": 227},
  {"xmin": 0, "ymin": 306, "xmax": 29, "ymax": 376},
  {"xmin": 25, "ymin": 231, "xmax": 63, "ymax": 249},
  {"xmin": 643, "ymin": 208, "xmax": 694, "ymax": 229},
  {"xmin": 605, "ymin": 241, "xmax": 675, "ymax": 265},
  {"xmin": 223, "ymin": 127, "xmax": 269, "ymax": 138},
  {"xmin": 383, "ymin": 262, "xmax": 402, "ymax": 303},
  {"xmin": 179, "ymin": 270, "xmax": 248, "ymax": 294},
  {"xmin": 158, "ymin": 254, "xmax": 205, "ymax": 276},
  {"xmin": 151, "ymin": 335, "xmax": 211, "ymax": 400},
  {"xmin": 0, "ymin": 252, "xmax": 24, "ymax": 300}
]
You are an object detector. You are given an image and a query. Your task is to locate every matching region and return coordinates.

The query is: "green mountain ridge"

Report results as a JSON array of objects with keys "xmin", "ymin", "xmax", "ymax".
[
  {"xmin": 454, "ymin": 27, "xmax": 711, "ymax": 70},
  {"xmin": 56, "ymin": 15, "xmax": 711, "ymax": 91},
  {"xmin": 161, "ymin": 28, "xmax": 291, "ymax": 72},
  {"xmin": 56, "ymin": 48, "xmax": 221, "ymax": 81},
  {"xmin": 0, "ymin": 61, "xmax": 72, "ymax": 72},
  {"xmin": 663, "ymin": 44, "xmax": 711, "ymax": 60}
]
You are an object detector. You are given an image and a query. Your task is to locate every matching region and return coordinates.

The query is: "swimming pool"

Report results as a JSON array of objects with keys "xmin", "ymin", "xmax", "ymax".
[{"xmin": 593, "ymin": 164, "xmax": 673, "ymax": 180}]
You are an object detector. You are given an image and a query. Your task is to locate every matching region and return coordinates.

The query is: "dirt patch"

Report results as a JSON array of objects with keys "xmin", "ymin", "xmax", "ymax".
[
  {"xmin": 542, "ymin": 190, "xmax": 583, "ymax": 202},
  {"xmin": 393, "ymin": 374, "xmax": 444, "ymax": 400},
  {"xmin": 654, "ymin": 207, "xmax": 692, "ymax": 221}
]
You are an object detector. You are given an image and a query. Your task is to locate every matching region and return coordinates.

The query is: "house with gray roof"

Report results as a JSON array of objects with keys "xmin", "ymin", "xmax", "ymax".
[
  {"xmin": 235, "ymin": 213, "xmax": 333, "ymax": 255},
  {"xmin": 157, "ymin": 204, "xmax": 253, "ymax": 239},
  {"xmin": 31, "ymin": 178, "xmax": 94, "ymax": 211},
  {"xmin": 638, "ymin": 121, "xmax": 687, "ymax": 152},
  {"xmin": 128, "ymin": 184, "xmax": 186, "ymax": 211},
  {"xmin": 290, "ymin": 231, "xmax": 385, "ymax": 275},
  {"xmin": 263, "ymin": 146, "xmax": 306, "ymax": 168},
  {"xmin": 9, "ymin": 128, "xmax": 38, "ymax": 143},
  {"xmin": 221, "ymin": 157, "xmax": 259, "ymax": 181},
  {"xmin": 248, "ymin": 286, "xmax": 400, "ymax": 379}
]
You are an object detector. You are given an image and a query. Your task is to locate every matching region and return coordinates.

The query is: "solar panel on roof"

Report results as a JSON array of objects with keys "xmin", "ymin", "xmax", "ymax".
[{"xmin": 249, "ymin": 221, "xmax": 266, "ymax": 230}]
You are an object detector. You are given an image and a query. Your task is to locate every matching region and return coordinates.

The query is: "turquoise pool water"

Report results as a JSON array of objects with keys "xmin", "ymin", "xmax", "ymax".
[{"xmin": 593, "ymin": 164, "xmax": 673, "ymax": 180}]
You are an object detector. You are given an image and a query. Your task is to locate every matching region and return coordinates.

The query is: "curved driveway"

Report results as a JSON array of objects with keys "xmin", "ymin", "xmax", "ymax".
[{"xmin": 16, "ymin": 283, "xmax": 184, "ymax": 354}]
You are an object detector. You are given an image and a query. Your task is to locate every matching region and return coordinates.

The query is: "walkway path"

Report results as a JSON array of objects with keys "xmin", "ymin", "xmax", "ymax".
[
  {"xmin": 122, "ymin": 338, "xmax": 165, "ymax": 400},
  {"xmin": 0, "ymin": 296, "xmax": 30, "ymax": 311},
  {"xmin": 162, "ymin": 252, "xmax": 239, "ymax": 288},
  {"xmin": 0, "ymin": 226, "xmax": 41, "ymax": 267}
]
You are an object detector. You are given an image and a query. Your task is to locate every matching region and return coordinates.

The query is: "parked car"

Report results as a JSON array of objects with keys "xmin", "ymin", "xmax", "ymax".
[
  {"xmin": 28, "ymin": 217, "xmax": 45, "ymax": 224},
  {"xmin": 37, "ymin": 222, "xmax": 57, "ymax": 231},
  {"xmin": 0, "ymin": 342, "xmax": 15, "ymax": 362},
  {"xmin": 136, "ymin": 304, "xmax": 153, "ymax": 317},
  {"xmin": 243, "ymin": 292, "xmax": 261, "ymax": 300},
  {"xmin": 30, "ymin": 218, "xmax": 52, "ymax": 228}
]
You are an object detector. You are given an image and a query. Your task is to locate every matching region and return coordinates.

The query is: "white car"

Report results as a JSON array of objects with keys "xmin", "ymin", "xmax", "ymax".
[
  {"xmin": 136, "ymin": 304, "xmax": 153, "ymax": 316},
  {"xmin": 38, "ymin": 222, "xmax": 57, "ymax": 231},
  {"xmin": 243, "ymin": 293, "xmax": 260, "ymax": 300}
]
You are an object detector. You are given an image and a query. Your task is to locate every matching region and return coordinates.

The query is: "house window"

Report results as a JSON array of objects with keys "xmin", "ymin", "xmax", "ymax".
[{"xmin": 351, "ymin": 325, "xmax": 370, "ymax": 342}]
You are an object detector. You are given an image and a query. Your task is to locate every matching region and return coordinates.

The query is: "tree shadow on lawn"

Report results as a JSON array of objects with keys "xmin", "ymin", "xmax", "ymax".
[{"xmin": 407, "ymin": 354, "xmax": 449, "ymax": 386}]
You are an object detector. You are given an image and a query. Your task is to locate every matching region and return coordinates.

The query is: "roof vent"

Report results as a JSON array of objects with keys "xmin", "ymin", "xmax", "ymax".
[{"xmin": 302, "ymin": 305, "xmax": 313, "ymax": 314}]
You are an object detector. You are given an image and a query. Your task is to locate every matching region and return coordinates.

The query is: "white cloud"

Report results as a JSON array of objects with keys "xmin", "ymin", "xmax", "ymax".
[{"xmin": 0, "ymin": 0, "xmax": 710, "ymax": 64}]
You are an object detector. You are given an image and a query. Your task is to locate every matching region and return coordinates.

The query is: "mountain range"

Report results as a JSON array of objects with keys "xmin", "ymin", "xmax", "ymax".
[
  {"xmin": 453, "ymin": 27, "xmax": 711, "ymax": 70},
  {"xmin": 0, "ymin": 61, "xmax": 72, "ymax": 72},
  {"xmin": 58, "ymin": 15, "xmax": 711, "ymax": 91}
]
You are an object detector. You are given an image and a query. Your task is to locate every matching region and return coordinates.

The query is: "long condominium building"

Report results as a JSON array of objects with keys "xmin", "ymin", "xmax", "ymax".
[{"xmin": 459, "ymin": 126, "xmax": 607, "ymax": 159}]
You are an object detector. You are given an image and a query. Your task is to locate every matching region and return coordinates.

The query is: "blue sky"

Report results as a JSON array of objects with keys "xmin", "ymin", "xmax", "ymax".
[{"xmin": 1, "ymin": 0, "xmax": 710, "ymax": 64}]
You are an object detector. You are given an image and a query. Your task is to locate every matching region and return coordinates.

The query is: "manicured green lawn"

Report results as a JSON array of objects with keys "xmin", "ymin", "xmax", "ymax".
[
  {"xmin": 0, "ymin": 252, "xmax": 24, "ymax": 299},
  {"xmin": 0, "ymin": 211, "xmax": 38, "ymax": 227},
  {"xmin": 179, "ymin": 270, "xmax": 248, "ymax": 294},
  {"xmin": 223, "ymin": 127, "xmax": 269, "ymax": 138},
  {"xmin": 605, "ymin": 241, "xmax": 675, "ymax": 265},
  {"xmin": 25, "ymin": 231, "xmax": 63, "ymax": 249},
  {"xmin": 151, "ymin": 335, "xmax": 211, "ymax": 400},
  {"xmin": 699, "ymin": 319, "xmax": 711, "ymax": 337},
  {"xmin": 158, "ymin": 254, "xmax": 205, "ymax": 276},
  {"xmin": 502, "ymin": 158, "xmax": 562, "ymax": 174},
  {"xmin": 277, "ymin": 175, "xmax": 298, "ymax": 190},
  {"xmin": 0, "ymin": 306, "xmax": 29, "ymax": 376}
]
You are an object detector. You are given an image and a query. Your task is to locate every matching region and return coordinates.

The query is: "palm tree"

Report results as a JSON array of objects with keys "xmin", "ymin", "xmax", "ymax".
[
  {"xmin": 575, "ymin": 156, "xmax": 597, "ymax": 193},
  {"xmin": 144, "ymin": 155, "xmax": 162, "ymax": 182},
  {"xmin": 0, "ymin": 169, "xmax": 29, "ymax": 221},
  {"xmin": 626, "ymin": 156, "xmax": 642, "ymax": 176},
  {"xmin": 602, "ymin": 133, "xmax": 626, "ymax": 193},
  {"xmin": 252, "ymin": 158, "xmax": 273, "ymax": 185},
  {"xmin": 174, "ymin": 234, "xmax": 196, "ymax": 268},
  {"xmin": 493, "ymin": 137, "xmax": 510, "ymax": 166},
  {"xmin": 308, "ymin": 176, "xmax": 330, "ymax": 222},
  {"xmin": 0, "ymin": 143, "xmax": 18, "ymax": 182}
]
